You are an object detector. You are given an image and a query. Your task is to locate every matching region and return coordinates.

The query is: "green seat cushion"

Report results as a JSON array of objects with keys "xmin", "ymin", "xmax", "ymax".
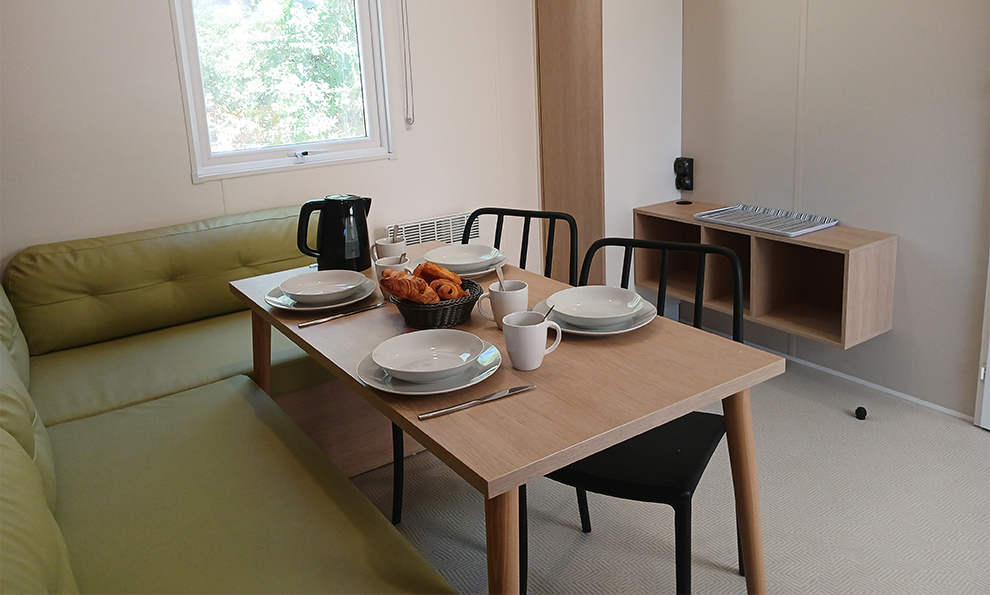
[
  {"xmin": 30, "ymin": 310, "xmax": 334, "ymax": 427},
  {"xmin": 0, "ymin": 428, "xmax": 78, "ymax": 594},
  {"xmin": 1, "ymin": 345, "xmax": 57, "ymax": 512},
  {"xmin": 47, "ymin": 376, "xmax": 454, "ymax": 595}
]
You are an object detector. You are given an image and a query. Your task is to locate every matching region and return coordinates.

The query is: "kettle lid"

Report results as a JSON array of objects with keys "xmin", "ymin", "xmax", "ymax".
[{"xmin": 324, "ymin": 193, "xmax": 365, "ymax": 201}]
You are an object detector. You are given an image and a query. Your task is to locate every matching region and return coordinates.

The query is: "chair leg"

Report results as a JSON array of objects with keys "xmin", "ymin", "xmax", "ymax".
[
  {"xmin": 520, "ymin": 483, "xmax": 528, "ymax": 595},
  {"xmin": 391, "ymin": 422, "xmax": 404, "ymax": 525},
  {"xmin": 576, "ymin": 488, "xmax": 592, "ymax": 533},
  {"xmin": 673, "ymin": 500, "xmax": 692, "ymax": 595},
  {"xmin": 736, "ymin": 516, "xmax": 745, "ymax": 577}
]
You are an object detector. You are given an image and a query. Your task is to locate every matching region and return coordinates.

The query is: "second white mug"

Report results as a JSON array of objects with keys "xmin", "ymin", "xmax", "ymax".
[
  {"xmin": 477, "ymin": 280, "xmax": 528, "ymax": 330},
  {"xmin": 373, "ymin": 237, "xmax": 406, "ymax": 260},
  {"xmin": 373, "ymin": 255, "xmax": 410, "ymax": 281},
  {"xmin": 502, "ymin": 310, "xmax": 562, "ymax": 371}
]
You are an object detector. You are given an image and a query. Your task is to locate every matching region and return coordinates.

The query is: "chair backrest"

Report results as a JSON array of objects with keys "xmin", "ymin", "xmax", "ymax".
[
  {"xmin": 461, "ymin": 208, "xmax": 579, "ymax": 285},
  {"xmin": 579, "ymin": 237, "xmax": 745, "ymax": 343}
]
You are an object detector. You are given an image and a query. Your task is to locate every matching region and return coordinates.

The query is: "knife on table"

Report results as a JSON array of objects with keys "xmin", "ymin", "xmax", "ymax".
[
  {"xmin": 418, "ymin": 385, "xmax": 536, "ymax": 420},
  {"xmin": 298, "ymin": 301, "xmax": 386, "ymax": 328}
]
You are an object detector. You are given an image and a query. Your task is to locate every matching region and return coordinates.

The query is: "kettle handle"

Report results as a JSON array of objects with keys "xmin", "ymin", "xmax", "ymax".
[{"xmin": 297, "ymin": 200, "xmax": 321, "ymax": 258}]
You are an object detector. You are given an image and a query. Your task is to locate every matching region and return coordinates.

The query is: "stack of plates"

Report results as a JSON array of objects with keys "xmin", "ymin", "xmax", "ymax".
[
  {"xmin": 537, "ymin": 285, "xmax": 657, "ymax": 336},
  {"xmin": 358, "ymin": 329, "xmax": 502, "ymax": 395},
  {"xmin": 423, "ymin": 244, "xmax": 507, "ymax": 278},
  {"xmin": 266, "ymin": 270, "xmax": 377, "ymax": 311}
]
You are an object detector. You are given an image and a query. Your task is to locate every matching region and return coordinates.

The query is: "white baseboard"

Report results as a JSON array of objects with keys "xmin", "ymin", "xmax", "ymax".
[
  {"xmin": 756, "ymin": 344, "xmax": 975, "ymax": 423},
  {"xmin": 658, "ymin": 295, "xmax": 975, "ymax": 423}
]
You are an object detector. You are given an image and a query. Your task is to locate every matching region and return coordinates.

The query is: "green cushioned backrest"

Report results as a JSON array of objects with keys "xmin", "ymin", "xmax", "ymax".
[
  {"xmin": 0, "ymin": 428, "xmax": 78, "ymax": 594},
  {"xmin": 3, "ymin": 206, "xmax": 315, "ymax": 355},
  {"xmin": 0, "ymin": 287, "xmax": 31, "ymax": 387},
  {"xmin": 1, "ymin": 346, "xmax": 57, "ymax": 513}
]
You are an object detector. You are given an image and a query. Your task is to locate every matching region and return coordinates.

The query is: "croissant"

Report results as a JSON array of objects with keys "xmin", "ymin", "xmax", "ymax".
[
  {"xmin": 382, "ymin": 274, "xmax": 440, "ymax": 304},
  {"xmin": 430, "ymin": 278, "xmax": 468, "ymax": 300},
  {"xmin": 413, "ymin": 262, "xmax": 462, "ymax": 285},
  {"xmin": 380, "ymin": 268, "xmax": 404, "ymax": 279}
]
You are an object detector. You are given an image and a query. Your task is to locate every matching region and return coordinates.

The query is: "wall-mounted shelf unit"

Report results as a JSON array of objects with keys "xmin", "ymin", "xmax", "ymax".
[{"xmin": 633, "ymin": 200, "xmax": 897, "ymax": 349}]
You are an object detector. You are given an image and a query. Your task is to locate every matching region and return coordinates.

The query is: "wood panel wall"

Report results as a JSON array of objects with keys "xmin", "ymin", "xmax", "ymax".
[{"xmin": 535, "ymin": 0, "xmax": 605, "ymax": 285}]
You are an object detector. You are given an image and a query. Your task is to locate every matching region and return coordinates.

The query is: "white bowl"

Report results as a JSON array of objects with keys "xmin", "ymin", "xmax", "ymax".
[
  {"xmin": 545, "ymin": 286, "xmax": 644, "ymax": 329},
  {"xmin": 279, "ymin": 270, "xmax": 367, "ymax": 304},
  {"xmin": 424, "ymin": 244, "xmax": 505, "ymax": 274},
  {"xmin": 372, "ymin": 329, "xmax": 486, "ymax": 383}
]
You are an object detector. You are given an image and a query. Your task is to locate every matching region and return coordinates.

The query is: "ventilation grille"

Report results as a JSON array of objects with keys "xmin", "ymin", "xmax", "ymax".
[{"xmin": 386, "ymin": 213, "xmax": 480, "ymax": 246}]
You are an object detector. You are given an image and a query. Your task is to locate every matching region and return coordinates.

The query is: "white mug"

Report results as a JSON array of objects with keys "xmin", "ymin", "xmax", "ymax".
[
  {"xmin": 373, "ymin": 237, "xmax": 406, "ymax": 260},
  {"xmin": 373, "ymin": 255, "xmax": 410, "ymax": 282},
  {"xmin": 502, "ymin": 311, "xmax": 562, "ymax": 371},
  {"xmin": 477, "ymin": 280, "xmax": 528, "ymax": 330}
]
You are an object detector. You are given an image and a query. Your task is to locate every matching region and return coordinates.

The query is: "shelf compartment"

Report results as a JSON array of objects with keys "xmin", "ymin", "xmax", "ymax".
[
  {"xmin": 751, "ymin": 238, "xmax": 844, "ymax": 343},
  {"xmin": 701, "ymin": 228, "xmax": 752, "ymax": 315},
  {"xmin": 633, "ymin": 214, "xmax": 702, "ymax": 298}
]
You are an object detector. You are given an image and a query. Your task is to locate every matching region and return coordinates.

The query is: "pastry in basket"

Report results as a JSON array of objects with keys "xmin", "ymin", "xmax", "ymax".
[
  {"xmin": 413, "ymin": 262, "xmax": 462, "ymax": 285},
  {"xmin": 429, "ymin": 278, "xmax": 468, "ymax": 300},
  {"xmin": 381, "ymin": 273, "xmax": 440, "ymax": 304}
]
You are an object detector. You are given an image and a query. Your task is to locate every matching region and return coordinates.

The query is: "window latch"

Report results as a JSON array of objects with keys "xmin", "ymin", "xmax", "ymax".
[{"xmin": 290, "ymin": 149, "xmax": 329, "ymax": 163}]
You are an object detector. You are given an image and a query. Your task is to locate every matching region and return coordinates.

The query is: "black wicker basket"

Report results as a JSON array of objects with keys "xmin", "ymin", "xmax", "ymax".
[{"xmin": 389, "ymin": 279, "xmax": 483, "ymax": 329}]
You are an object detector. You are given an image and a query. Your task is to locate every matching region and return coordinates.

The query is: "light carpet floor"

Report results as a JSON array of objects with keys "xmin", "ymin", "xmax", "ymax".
[{"xmin": 350, "ymin": 361, "xmax": 990, "ymax": 594}]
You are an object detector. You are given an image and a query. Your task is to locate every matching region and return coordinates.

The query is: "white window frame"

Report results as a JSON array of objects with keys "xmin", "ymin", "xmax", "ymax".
[{"xmin": 169, "ymin": 0, "xmax": 393, "ymax": 183}]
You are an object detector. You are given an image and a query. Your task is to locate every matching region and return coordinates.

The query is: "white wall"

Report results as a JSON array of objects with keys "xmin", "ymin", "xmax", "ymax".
[
  {"xmin": 682, "ymin": 0, "xmax": 990, "ymax": 416},
  {"xmin": 602, "ymin": 0, "xmax": 683, "ymax": 288},
  {"xmin": 0, "ymin": 0, "xmax": 542, "ymax": 269}
]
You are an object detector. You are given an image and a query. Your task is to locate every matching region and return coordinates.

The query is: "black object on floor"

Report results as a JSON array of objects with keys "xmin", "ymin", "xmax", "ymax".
[{"xmin": 856, "ymin": 406, "xmax": 868, "ymax": 420}]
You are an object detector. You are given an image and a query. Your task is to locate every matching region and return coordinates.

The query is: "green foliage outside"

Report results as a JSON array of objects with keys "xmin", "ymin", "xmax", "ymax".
[{"xmin": 192, "ymin": 0, "xmax": 366, "ymax": 153}]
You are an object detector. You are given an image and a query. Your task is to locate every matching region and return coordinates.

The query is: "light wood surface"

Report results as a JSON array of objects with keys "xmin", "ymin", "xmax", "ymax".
[
  {"xmin": 485, "ymin": 489, "xmax": 521, "ymax": 595},
  {"xmin": 634, "ymin": 200, "xmax": 897, "ymax": 348},
  {"xmin": 635, "ymin": 200, "xmax": 897, "ymax": 253},
  {"xmin": 844, "ymin": 240, "xmax": 897, "ymax": 346},
  {"xmin": 536, "ymin": 0, "xmax": 605, "ymax": 285},
  {"xmin": 723, "ymin": 389, "xmax": 767, "ymax": 594},
  {"xmin": 251, "ymin": 313, "xmax": 272, "ymax": 393},
  {"xmin": 230, "ymin": 243, "xmax": 784, "ymax": 594}
]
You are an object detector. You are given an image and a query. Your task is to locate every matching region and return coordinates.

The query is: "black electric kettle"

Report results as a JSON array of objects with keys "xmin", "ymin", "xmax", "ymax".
[{"xmin": 297, "ymin": 194, "xmax": 373, "ymax": 271}]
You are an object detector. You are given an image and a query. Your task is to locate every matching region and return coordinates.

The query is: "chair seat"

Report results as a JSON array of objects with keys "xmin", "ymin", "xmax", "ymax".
[{"xmin": 546, "ymin": 411, "xmax": 726, "ymax": 504}]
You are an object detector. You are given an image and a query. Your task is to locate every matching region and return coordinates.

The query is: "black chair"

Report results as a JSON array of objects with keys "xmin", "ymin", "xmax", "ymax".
[
  {"xmin": 527, "ymin": 237, "xmax": 746, "ymax": 595},
  {"xmin": 390, "ymin": 207, "xmax": 579, "ymax": 527},
  {"xmin": 461, "ymin": 207, "xmax": 579, "ymax": 285}
]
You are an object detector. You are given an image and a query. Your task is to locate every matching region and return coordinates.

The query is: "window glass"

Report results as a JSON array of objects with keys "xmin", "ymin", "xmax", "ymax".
[{"xmin": 171, "ymin": 0, "xmax": 391, "ymax": 182}]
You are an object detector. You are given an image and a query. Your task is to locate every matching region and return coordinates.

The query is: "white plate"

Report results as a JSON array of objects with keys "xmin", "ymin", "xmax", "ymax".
[
  {"xmin": 545, "ymin": 286, "xmax": 644, "ymax": 329},
  {"xmin": 424, "ymin": 244, "xmax": 506, "ymax": 274},
  {"xmin": 406, "ymin": 254, "xmax": 507, "ymax": 279},
  {"xmin": 372, "ymin": 329, "xmax": 485, "ymax": 383},
  {"xmin": 533, "ymin": 298, "xmax": 657, "ymax": 336},
  {"xmin": 265, "ymin": 277, "xmax": 377, "ymax": 311},
  {"xmin": 279, "ymin": 270, "xmax": 366, "ymax": 304},
  {"xmin": 357, "ymin": 342, "xmax": 502, "ymax": 395},
  {"xmin": 458, "ymin": 255, "xmax": 507, "ymax": 278}
]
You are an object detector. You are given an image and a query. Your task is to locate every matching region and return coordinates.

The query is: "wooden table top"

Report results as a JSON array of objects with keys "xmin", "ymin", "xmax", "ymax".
[{"xmin": 230, "ymin": 248, "xmax": 785, "ymax": 499}]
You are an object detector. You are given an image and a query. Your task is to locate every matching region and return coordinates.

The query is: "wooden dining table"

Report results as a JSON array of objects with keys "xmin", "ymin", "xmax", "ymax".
[{"xmin": 230, "ymin": 241, "xmax": 785, "ymax": 595}]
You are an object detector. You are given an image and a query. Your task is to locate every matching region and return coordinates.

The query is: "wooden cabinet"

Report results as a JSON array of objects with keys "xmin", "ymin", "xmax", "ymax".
[{"xmin": 633, "ymin": 200, "xmax": 897, "ymax": 349}]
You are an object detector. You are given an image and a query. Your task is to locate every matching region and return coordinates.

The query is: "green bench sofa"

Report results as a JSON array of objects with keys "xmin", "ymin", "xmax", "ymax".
[{"xmin": 0, "ymin": 207, "xmax": 454, "ymax": 594}]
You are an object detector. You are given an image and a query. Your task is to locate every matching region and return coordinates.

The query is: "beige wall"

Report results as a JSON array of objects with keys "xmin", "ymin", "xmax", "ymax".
[
  {"xmin": 683, "ymin": 0, "xmax": 990, "ymax": 416},
  {"xmin": 0, "ymin": 0, "xmax": 541, "ymax": 269},
  {"xmin": 602, "ymin": 0, "xmax": 683, "ymax": 287}
]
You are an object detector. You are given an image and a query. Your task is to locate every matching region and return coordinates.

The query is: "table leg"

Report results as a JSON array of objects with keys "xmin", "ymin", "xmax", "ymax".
[
  {"xmin": 485, "ymin": 488, "xmax": 520, "ymax": 595},
  {"xmin": 722, "ymin": 388, "xmax": 767, "ymax": 595},
  {"xmin": 251, "ymin": 312, "xmax": 272, "ymax": 394}
]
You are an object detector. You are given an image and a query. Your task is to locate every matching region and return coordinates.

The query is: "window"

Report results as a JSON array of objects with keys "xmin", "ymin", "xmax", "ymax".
[{"xmin": 170, "ymin": 0, "xmax": 391, "ymax": 182}]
